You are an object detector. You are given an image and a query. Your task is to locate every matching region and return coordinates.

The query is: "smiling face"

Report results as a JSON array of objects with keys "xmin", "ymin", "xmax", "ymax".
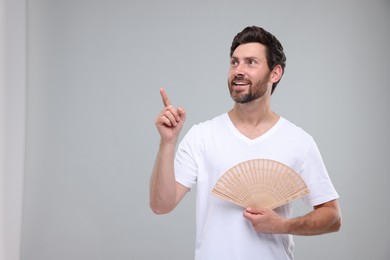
[{"xmin": 228, "ymin": 43, "xmax": 272, "ymax": 104}]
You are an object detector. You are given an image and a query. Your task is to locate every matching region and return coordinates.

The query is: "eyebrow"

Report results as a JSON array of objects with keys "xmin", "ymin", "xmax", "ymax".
[{"xmin": 230, "ymin": 56, "xmax": 259, "ymax": 61}]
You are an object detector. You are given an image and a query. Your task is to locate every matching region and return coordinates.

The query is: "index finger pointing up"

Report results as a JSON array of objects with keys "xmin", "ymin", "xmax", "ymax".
[{"xmin": 159, "ymin": 88, "xmax": 171, "ymax": 107}]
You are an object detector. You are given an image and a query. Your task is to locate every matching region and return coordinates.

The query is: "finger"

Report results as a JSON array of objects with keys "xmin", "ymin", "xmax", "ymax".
[
  {"xmin": 177, "ymin": 107, "xmax": 186, "ymax": 122},
  {"xmin": 246, "ymin": 207, "xmax": 264, "ymax": 214},
  {"xmin": 243, "ymin": 210, "xmax": 251, "ymax": 218},
  {"xmin": 243, "ymin": 210, "xmax": 257, "ymax": 221},
  {"xmin": 160, "ymin": 114, "xmax": 173, "ymax": 127},
  {"xmin": 157, "ymin": 110, "xmax": 176, "ymax": 127},
  {"xmin": 160, "ymin": 88, "xmax": 171, "ymax": 107},
  {"xmin": 163, "ymin": 109, "xmax": 178, "ymax": 126}
]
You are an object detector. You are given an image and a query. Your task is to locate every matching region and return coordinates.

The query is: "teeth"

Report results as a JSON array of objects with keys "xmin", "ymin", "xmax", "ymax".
[{"xmin": 234, "ymin": 82, "xmax": 248, "ymax": 85}]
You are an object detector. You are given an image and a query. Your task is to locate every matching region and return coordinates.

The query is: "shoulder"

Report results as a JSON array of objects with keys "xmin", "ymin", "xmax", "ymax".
[
  {"xmin": 278, "ymin": 117, "xmax": 314, "ymax": 143},
  {"xmin": 189, "ymin": 113, "xmax": 228, "ymax": 133},
  {"xmin": 180, "ymin": 113, "xmax": 227, "ymax": 147},
  {"xmin": 275, "ymin": 117, "xmax": 319, "ymax": 161}
]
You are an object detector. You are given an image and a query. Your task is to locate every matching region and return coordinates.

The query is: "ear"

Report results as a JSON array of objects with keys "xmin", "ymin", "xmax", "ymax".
[{"xmin": 269, "ymin": 64, "xmax": 283, "ymax": 84}]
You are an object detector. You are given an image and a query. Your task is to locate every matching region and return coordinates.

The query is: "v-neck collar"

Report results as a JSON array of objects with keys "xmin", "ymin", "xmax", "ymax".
[{"xmin": 223, "ymin": 113, "xmax": 283, "ymax": 144}]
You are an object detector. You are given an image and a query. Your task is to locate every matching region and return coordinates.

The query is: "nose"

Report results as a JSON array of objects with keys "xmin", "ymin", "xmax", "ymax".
[{"xmin": 231, "ymin": 63, "xmax": 245, "ymax": 77}]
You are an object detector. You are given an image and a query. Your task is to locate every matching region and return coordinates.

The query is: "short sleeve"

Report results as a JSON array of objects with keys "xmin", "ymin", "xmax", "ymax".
[
  {"xmin": 299, "ymin": 139, "xmax": 339, "ymax": 206},
  {"xmin": 174, "ymin": 126, "xmax": 199, "ymax": 188}
]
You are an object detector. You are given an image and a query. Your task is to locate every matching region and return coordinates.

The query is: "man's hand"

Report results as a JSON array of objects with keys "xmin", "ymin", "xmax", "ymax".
[
  {"xmin": 155, "ymin": 88, "xmax": 186, "ymax": 143},
  {"xmin": 243, "ymin": 207, "xmax": 289, "ymax": 234}
]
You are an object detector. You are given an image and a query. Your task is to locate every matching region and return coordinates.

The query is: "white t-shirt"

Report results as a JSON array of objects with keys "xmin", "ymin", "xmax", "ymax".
[{"xmin": 174, "ymin": 113, "xmax": 339, "ymax": 260}]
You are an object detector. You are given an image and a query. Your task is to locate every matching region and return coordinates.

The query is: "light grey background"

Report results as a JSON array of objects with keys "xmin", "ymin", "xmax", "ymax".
[{"xmin": 22, "ymin": 0, "xmax": 390, "ymax": 259}]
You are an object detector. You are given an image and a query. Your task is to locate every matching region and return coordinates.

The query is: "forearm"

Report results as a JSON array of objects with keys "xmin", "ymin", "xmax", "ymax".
[
  {"xmin": 285, "ymin": 200, "xmax": 341, "ymax": 236},
  {"xmin": 149, "ymin": 141, "xmax": 178, "ymax": 214}
]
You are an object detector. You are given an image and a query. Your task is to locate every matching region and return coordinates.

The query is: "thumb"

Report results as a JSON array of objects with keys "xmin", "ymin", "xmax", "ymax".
[
  {"xmin": 177, "ymin": 107, "xmax": 186, "ymax": 122},
  {"xmin": 246, "ymin": 207, "xmax": 266, "ymax": 215}
]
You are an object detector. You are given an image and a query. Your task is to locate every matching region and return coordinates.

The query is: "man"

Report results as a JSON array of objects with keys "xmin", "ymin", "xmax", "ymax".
[{"xmin": 150, "ymin": 26, "xmax": 341, "ymax": 259}]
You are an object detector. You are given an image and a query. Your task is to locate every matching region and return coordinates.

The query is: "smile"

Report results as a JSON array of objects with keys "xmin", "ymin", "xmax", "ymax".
[
  {"xmin": 232, "ymin": 80, "xmax": 250, "ymax": 91},
  {"xmin": 233, "ymin": 80, "xmax": 250, "ymax": 85}
]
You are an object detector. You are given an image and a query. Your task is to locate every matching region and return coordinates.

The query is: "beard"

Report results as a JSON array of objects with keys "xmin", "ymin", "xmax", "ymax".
[{"xmin": 228, "ymin": 73, "xmax": 270, "ymax": 104}]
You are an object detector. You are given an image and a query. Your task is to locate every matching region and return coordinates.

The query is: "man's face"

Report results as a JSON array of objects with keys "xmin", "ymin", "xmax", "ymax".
[{"xmin": 228, "ymin": 43, "xmax": 272, "ymax": 103}]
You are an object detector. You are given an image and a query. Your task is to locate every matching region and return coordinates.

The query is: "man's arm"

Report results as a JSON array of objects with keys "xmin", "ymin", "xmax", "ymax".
[
  {"xmin": 150, "ymin": 140, "xmax": 189, "ymax": 214},
  {"xmin": 149, "ymin": 88, "xmax": 189, "ymax": 215},
  {"xmin": 286, "ymin": 199, "xmax": 341, "ymax": 235},
  {"xmin": 243, "ymin": 199, "xmax": 341, "ymax": 235}
]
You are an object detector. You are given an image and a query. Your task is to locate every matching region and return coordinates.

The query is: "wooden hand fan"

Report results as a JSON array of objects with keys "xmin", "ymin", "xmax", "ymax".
[{"xmin": 211, "ymin": 159, "xmax": 310, "ymax": 209}]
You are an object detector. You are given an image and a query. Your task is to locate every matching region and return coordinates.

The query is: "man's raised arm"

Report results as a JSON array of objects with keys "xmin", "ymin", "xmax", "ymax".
[{"xmin": 149, "ymin": 88, "xmax": 189, "ymax": 214}]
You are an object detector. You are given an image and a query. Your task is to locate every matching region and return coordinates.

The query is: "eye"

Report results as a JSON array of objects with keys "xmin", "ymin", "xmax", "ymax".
[
  {"xmin": 230, "ymin": 59, "xmax": 238, "ymax": 66},
  {"xmin": 248, "ymin": 58, "xmax": 257, "ymax": 65}
]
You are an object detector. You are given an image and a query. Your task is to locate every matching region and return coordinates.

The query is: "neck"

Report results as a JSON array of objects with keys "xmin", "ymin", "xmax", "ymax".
[
  {"xmin": 229, "ymin": 91, "xmax": 276, "ymax": 125},
  {"xmin": 228, "ymin": 92, "xmax": 279, "ymax": 139}
]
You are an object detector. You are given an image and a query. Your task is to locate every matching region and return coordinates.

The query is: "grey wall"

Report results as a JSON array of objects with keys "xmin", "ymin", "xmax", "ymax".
[{"xmin": 23, "ymin": 0, "xmax": 390, "ymax": 259}]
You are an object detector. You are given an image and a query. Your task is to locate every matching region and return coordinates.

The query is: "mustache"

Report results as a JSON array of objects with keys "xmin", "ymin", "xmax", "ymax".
[
  {"xmin": 230, "ymin": 75, "xmax": 251, "ymax": 85},
  {"xmin": 233, "ymin": 75, "xmax": 247, "ymax": 81},
  {"xmin": 231, "ymin": 75, "xmax": 252, "ymax": 82}
]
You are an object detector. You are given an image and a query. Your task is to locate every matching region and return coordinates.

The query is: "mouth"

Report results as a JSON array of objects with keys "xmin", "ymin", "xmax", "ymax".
[{"xmin": 232, "ymin": 80, "xmax": 251, "ymax": 91}]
